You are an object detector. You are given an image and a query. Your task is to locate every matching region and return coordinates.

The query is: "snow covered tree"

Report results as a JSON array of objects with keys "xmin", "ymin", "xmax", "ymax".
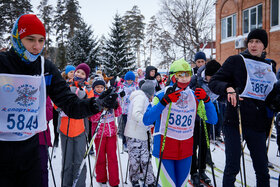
[
  {"xmin": 66, "ymin": 21, "xmax": 100, "ymax": 72},
  {"xmin": 0, "ymin": 0, "xmax": 33, "ymax": 47},
  {"xmin": 64, "ymin": 0, "xmax": 82, "ymax": 39},
  {"xmin": 37, "ymin": 0, "xmax": 54, "ymax": 58},
  {"xmin": 103, "ymin": 13, "xmax": 136, "ymax": 77},
  {"xmin": 53, "ymin": 0, "xmax": 67, "ymax": 67},
  {"xmin": 123, "ymin": 5, "xmax": 145, "ymax": 67}
]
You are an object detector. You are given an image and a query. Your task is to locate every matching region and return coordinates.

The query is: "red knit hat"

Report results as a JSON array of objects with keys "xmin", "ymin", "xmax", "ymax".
[{"xmin": 18, "ymin": 14, "xmax": 46, "ymax": 39}]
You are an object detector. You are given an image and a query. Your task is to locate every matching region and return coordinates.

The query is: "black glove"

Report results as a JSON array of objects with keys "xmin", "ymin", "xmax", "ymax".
[
  {"xmin": 120, "ymin": 90, "xmax": 125, "ymax": 98},
  {"xmin": 100, "ymin": 92, "xmax": 118, "ymax": 109},
  {"xmin": 160, "ymin": 83, "xmax": 181, "ymax": 106}
]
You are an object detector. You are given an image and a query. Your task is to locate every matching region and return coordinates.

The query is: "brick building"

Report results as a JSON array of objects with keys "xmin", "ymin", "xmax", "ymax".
[{"xmin": 216, "ymin": 0, "xmax": 280, "ymax": 68}]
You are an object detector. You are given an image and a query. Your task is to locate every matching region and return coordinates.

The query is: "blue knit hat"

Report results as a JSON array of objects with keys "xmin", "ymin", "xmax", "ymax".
[
  {"xmin": 65, "ymin": 65, "xmax": 75, "ymax": 75},
  {"xmin": 124, "ymin": 71, "xmax": 135, "ymax": 81},
  {"xmin": 194, "ymin": 51, "xmax": 206, "ymax": 62}
]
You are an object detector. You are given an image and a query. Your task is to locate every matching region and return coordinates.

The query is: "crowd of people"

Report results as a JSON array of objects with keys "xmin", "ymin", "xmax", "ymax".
[{"xmin": 0, "ymin": 13, "xmax": 280, "ymax": 187}]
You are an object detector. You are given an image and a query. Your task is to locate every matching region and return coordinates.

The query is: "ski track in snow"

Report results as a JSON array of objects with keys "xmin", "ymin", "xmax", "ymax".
[{"xmin": 47, "ymin": 121, "xmax": 280, "ymax": 187}]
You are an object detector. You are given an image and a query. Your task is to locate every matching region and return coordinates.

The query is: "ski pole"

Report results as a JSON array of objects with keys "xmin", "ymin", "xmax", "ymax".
[
  {"xmin": 124, "ymin": 158, "xmax": 129, "ymax": 184},
  {"xmin": 155, "ymin": 102, "xmax": 172, "ymax": 187},
  {"xmin": 84, "ymin": 130, "xmax": 93, "ymax": 187},
  {"xmin": 236, "ymin": 88, "xmax": 247, "ymax": 187},
  {"xmin": 267, "ymin": 114, "xmax": 275, "ymax": 153},
  {"xmin": 198, "ymin": 100, "xmax": 217, "ymax": 187},
  {"xmin": 92, "ymin": 113, "xmax": 107, "ymax": 178},
  {"xmin": 72, "ymin": 109, "xmax": 108, "ymax": 187},
  {"xmin": 43, "ymin": 128, "xmax": 57, "ymax": 187},
  {"xmin": 143, "ymin": 130, "xmax": 151, "ymax": 186},
  {"xmin": 198, "ymin": 116, "xmax": 202, "ymax": 186},
  {"xmin": 114, "ymin": 111, "xmax": 124, "ymax": 187},
  {"xmin": 61, "ymin": 117, "xmax": 71, "ymax": 187}
]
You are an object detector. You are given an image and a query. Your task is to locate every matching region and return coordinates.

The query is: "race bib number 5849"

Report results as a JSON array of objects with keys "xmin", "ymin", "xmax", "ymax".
[{"xmin": 6, "ymin": 114, "xmax": 38, "ymax": 131}]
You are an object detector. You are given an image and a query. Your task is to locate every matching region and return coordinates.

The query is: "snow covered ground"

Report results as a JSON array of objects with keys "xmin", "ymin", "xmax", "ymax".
[{"xmin": 47, "ymin": 121, "xmax": 279, "ymax": 187}]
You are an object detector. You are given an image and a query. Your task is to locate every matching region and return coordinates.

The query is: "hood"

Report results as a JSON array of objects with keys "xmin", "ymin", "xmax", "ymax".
[{"xmin": 145, "ymin": 66, "xmax": 157, "ymax": 80}]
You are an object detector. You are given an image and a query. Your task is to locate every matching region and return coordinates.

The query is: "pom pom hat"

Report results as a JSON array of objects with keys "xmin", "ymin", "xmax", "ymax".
[
  {"xmin": 75, "ymin": 63, "xmax": 90, "ymax": 80},
  {"xmin": 92, "ymin": 77, "xmax": 106, "ymax": 88}
]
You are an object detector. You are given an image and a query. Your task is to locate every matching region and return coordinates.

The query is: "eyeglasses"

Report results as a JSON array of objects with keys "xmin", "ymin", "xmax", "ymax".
[{"xmin": 175, "ymin": 71, "xmax": 191, "ymax": 78}]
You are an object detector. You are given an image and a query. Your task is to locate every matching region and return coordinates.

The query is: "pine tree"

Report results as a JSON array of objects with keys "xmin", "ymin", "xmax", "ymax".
[
  {"xmin": 37, "ymin": 0, "xmax": 54, "ymax": 58},
  {"xmin": 0, "ymin": 0, "xmax": 33, "ymax": 47},
  {"xmin": 123, "ymin": 5, "xmax": 145, "ymax": 67},
  {"xmin": 103, "ymin": 13, "xmax": 136, "ymax": 77},
  {"xmin": 64, "ymin": 0, "xmax": 82, "ymax": 39},
  {"xmin": 66, "ymin": 21, "xmax": 100, "ymax": 72},
  {"xmin": 53, "ymin": 0, "xmax": 67, "ymax": 68}
]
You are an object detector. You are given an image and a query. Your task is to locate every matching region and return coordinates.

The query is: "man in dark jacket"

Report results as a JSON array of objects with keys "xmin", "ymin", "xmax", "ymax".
[
  {"xmin": 209, "ymin": 28, "xmax": 276, "ymax": 187},
  {"xmin": 0, "ymin": 14, "xmax": 117, "ymax": 187}
]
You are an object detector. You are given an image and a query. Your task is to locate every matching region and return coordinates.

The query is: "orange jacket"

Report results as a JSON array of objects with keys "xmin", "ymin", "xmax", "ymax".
[{"xmin": 59, "ymin": 80, "xmax": 94, "ymax": 137}]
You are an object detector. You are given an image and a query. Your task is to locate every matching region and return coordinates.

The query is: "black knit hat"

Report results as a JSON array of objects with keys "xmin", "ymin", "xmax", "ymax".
[
  {"xmin": 205, "ymin": 60, "xmax": 221, "ymax": 76},
  {"xmin": 246, "ymin": 29, "xmax": 268, "ymax": 48},
  {"xmin": 92, "ymin": 77, "xmax": 105, "ymax": 88}
]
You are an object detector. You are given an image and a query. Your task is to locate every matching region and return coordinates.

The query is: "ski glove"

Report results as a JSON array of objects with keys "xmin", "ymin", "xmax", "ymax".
[
  {"xmin": 160, "ymin": 86, "xmax": 181, "ymax": 106},
  {"xmin": 120, "ymin": 90, "xmax": 125, "ymax": 98},
  {"xmin": 96, "ymin": 88, "xmax": 119, "ymax": 109},
  {"xmin": 194, "ymin": 88, "xmax": 210, "ymax": 103}
]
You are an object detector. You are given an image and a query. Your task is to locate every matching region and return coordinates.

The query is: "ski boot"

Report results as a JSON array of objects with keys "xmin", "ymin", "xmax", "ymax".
[
  {"xmin": 191, "ymin": 173, "xmax": 203, "ymax": 187},
  {"xmin": 200, "ymin": 170, "xmax": 212, "ymax": 186}
]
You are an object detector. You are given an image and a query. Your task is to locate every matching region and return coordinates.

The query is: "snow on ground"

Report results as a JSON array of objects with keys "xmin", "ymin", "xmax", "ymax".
[{"xmin": 47, "ymin": 120, "xmax": 279, "ymax": 187}]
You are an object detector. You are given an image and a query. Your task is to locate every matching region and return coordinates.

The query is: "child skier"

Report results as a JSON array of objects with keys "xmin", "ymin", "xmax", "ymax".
[
  {"xmin": 124, "ymin": 80, "xmax": 156, "ymax": 187},
  {"xmin": 143, "ymin": 59, "xmax": 217, "ymax": 187},
  {"xmin": 59, "ymin": 63, "xmax": 94, "ymax": 187},
  {"xmin": 89, "ymin": 77, "xmax": 122, "ymax": 187},
  {"xmin": 118, "ymin": 71, "xmax": 138, "ymax": 151}
]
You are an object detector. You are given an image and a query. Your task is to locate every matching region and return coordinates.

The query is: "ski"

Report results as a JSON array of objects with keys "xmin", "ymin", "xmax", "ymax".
[{"xmin": 188, "ymin": 179, "xmax": 206, "ymax": 187}]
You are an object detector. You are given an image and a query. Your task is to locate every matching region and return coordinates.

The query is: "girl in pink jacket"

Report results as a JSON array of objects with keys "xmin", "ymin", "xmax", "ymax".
[{"xmin": 89, "ymin": 77, "xmax": 122, "ymax": 187}]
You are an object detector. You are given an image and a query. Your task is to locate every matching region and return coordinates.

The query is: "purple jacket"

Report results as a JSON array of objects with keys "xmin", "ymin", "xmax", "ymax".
[{"xmin": 39, "ymin": 96, "xmax": 53, "ymax": 146}]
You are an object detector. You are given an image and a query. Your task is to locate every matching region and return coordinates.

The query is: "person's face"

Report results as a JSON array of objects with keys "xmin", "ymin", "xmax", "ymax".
[
  {"xmin": 67, "ymin": 70, "xmax": 75, "ymax": 79},
  {"xmin": 175, "ymin": 71, "xmax": 191, "ymax": 83},
  {"xmin": 21, "ymin": 34, "xmax": 45, "ymax": 55},
  {"xmin": 126, "ymin": 80, "xmax": 133, "ymax": 85},
  {"xmin": 156, "ymin": 75, "xmax": 161, "ymax": 81},
  {"xmin": 138, "ymin": 70, "xmax": 143, "ymax": 76},
  {"xmin": 150, "ymin": 70, "xmax": 156, "ymax": 77},
  {"xmin": 247, "ymin": 39, "xmax": 265, "ymax": 57},
  {"xmin": 94, "ymin": 85, "xmax": 105, "ymax": 94},
  {"xmin": 75, "ymin": 69, "xmax": 86, "ymax": 79},
  {"xmin": 195, "ymin": 59, "xmax": 206, "ymax": 68}
]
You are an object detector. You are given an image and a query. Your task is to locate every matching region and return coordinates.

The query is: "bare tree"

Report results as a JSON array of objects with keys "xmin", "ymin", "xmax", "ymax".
[{"xmin": 157, "ymin": 0, "xmax": 215, "ymax": 62}]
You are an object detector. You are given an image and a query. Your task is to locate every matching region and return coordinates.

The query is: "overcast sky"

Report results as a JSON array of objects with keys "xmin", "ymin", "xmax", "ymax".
[{"xmin": 31, "ymin": 0, "xmax": 160, "ymax": 37}]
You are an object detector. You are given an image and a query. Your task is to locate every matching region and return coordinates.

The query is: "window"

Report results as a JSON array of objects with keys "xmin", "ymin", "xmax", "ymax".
[
  {"xmin": 243, "ymin": 4, "xmax": 263, "ymax": 34},
  {"xmin": 221, "ymin": 14, "xmax": 236, "ymax": 40},
  {"xmin": 271, "ymin": 0, "xmax": 279, "ymax": 27}
]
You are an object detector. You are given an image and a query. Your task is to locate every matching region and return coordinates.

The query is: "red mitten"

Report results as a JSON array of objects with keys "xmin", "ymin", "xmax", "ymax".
[{"xmin": 195, "ymin": 88, "xmax": 210, "ymax": 103}]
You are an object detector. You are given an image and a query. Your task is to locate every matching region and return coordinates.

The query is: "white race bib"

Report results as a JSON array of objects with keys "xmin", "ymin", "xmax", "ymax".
[
  {"xmin": 160, "ymin": 87, "xmax": 196, "ymax": 140},
  {"xmin": 0, "ymin": 57, "xmax": 47, "ymax": 141},
  {"xmin": 240, "ymin": 55, "xmax": 277, "ymax": 101}
]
